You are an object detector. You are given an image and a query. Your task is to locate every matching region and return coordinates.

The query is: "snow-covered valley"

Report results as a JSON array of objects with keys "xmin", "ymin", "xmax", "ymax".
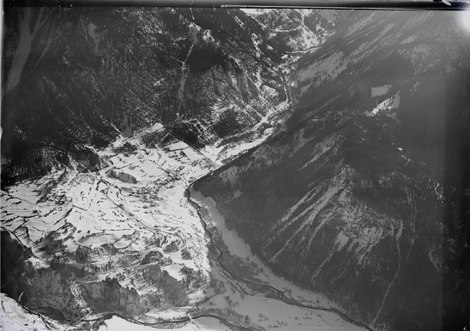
[
  {"xmin": 3, "ymin": 6, "xmax": 468, "ymax": 331},
  {"xmin": 1, "ymin": 117, "xmax": 368, "ymax": 330},
  {"xmin": 0, "ymin": 7, "xmax": 357, "ymax": 329}
]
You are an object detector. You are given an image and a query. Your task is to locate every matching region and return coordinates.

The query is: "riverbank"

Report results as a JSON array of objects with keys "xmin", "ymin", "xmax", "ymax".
[{"xmin": 188, "ymin": 186, "xmax": 371, "ymax": 331}]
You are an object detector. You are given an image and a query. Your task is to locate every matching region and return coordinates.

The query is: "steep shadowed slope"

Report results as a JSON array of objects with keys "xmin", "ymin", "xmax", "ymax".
[
  {"xmin": 194, "ymin": 11, "xmax": 470, "ymax": 330},
  {"xmin": 1, "ymin": 7, "xmax": 335, "ymax": 186}
]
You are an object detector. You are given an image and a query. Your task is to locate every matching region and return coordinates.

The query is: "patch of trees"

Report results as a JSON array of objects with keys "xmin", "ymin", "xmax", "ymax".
[
  {"xmin": 142, "ymin": 264, "xmax": 189, "ymax": 306},
  {"xmin": 212, "ymin": 109, "xmax": 243, "ymax": 138},
  {"xmin": 113, "ymin": 142, "xmax": 137, "ymax": 155},
  {"xmin": 140, "ymin": 250, "xmax": 163, "ymax": 265}
]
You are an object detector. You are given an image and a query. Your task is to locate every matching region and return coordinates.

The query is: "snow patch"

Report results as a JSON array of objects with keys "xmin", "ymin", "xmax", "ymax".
[
  {"xmin": 233, "ymin": 190, "xmax": 242, "ymax": 199},
  {"xmin": 371, "ymin": 84, "xmax": 392, "ymax": 98},
  {"xmin": 367, "ymin": 92, "xmax": 401, "ymax": 117},
  {"xmin": 0, "ymin": 293, "xmax": 63, "ymax": 331},
  {"xmin": 97, "ymin": 315, "xmax": 226, "ymax": 331},
  {"xmin": 191, "ymin": 189, "xmax": 253, "ymax": 259},
  {"xmin": 297, "ymin": 52, "xmax": 347, "ymax": 92}
]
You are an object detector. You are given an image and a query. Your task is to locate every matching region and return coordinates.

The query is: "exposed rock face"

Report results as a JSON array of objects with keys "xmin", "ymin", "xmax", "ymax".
[
  {"xmin": 194, "ymin": 11, "xmax": 470, "ymax": 330},
  {"xmin": 0, "ymin": 230, "xmax": 189, "ymax": 322},
  {"xmin": 81, "ymin": 277, "xmax": 150, "ymax": 315},
  {"xmin": 1, "ymin": 231, "xmax": 83, "ymax": 321},
  {"xmin": 1, "ymin": 231, "xmax": 34, "ymax": 305}
]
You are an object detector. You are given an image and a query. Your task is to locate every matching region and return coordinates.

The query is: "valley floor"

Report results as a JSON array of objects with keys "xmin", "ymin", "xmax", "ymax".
[{"xmin": 1, "ymin": 122, "xmax": 368, "ymax": 331}]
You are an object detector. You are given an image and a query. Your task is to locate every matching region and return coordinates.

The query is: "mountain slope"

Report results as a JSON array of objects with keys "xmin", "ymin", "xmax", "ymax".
[
  {"xmin": 1, "ymin": 7, "xmax": 335, "ymax": 186},
  {"xmin": 194, "ymin": 10, "xmax": 470, "ymax": 330},
  {"xmin": 1, "ymin": 7, "xmax": 350, "ymax": 329}
]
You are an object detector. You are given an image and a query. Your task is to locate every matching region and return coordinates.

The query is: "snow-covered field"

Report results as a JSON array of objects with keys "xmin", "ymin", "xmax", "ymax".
[{"xmin": 2, "ymin": 125, "xmax": 215, "ymax": 320}]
